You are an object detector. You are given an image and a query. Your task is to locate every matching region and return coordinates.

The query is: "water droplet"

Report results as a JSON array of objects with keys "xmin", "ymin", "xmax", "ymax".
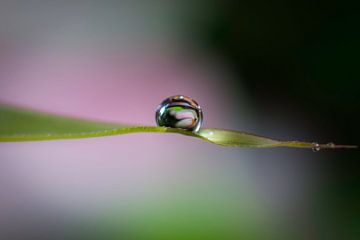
[
  {"xmin": 312, "ymin": 142, "xmax": 321, "ymax": 152},
  {"xmin": 156, "ymin": 95, "xmax": 203, "ymax": 132},
  {"xmin": 326, "ymin": 142, "xmax": 335, "ymax": 148}
]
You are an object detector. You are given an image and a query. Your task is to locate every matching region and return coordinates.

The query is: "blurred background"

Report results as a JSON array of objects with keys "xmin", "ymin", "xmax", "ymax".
[{"xmin": 0, "ymin": 1, "xmax": 359, "ymax": 239}]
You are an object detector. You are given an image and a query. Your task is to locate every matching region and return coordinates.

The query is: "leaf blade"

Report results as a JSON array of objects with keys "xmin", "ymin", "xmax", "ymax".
[{"xmin": 0, "ymin": 104, "xmax": 356, "ymax": 149}]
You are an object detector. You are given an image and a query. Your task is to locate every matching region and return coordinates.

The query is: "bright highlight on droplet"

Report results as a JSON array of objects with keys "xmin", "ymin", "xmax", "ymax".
[{"xmin": 155, "ymin": 95, "xmax": 203, "ymax": 132}]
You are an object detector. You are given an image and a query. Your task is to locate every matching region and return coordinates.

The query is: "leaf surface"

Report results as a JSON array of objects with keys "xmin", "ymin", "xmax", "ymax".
[{"xmin": 0, "ymin": 104, "xmax": 356, "ymax": 149}]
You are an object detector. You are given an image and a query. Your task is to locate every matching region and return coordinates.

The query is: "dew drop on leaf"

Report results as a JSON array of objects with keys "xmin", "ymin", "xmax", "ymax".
[
  {"xmin": 312, "ymin": 142, "xmax": 321, "ymax": 152},
  {"xmin": 155, "ymin": 95, "xmax": 203, "ymax": 132}
]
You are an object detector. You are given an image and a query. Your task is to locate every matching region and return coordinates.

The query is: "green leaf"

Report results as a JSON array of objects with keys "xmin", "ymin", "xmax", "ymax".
[{"xmin": 0, "ymin": 104, "xmax": 356, "ymax": 149}]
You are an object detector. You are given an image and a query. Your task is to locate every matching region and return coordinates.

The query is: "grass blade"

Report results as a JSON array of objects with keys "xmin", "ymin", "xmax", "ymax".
[{"xmin": 0, "ymin": 104, "xmax": 356, "ymax": 150}]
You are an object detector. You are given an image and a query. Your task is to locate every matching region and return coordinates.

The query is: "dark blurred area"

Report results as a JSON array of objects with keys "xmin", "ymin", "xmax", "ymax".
[{"xmin": 184, "ymin": 1, "xmax": 359, "ymax": 238}]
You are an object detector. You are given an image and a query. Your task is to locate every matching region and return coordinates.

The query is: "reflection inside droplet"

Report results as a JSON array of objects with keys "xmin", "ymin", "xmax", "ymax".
[
  {"xmin": 312, "ymin": 142, "xmax": 321, "ymax": 152},
  {"xmin": 155, "ymin": 95, "xmax": 203, "ymax": 132}
]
